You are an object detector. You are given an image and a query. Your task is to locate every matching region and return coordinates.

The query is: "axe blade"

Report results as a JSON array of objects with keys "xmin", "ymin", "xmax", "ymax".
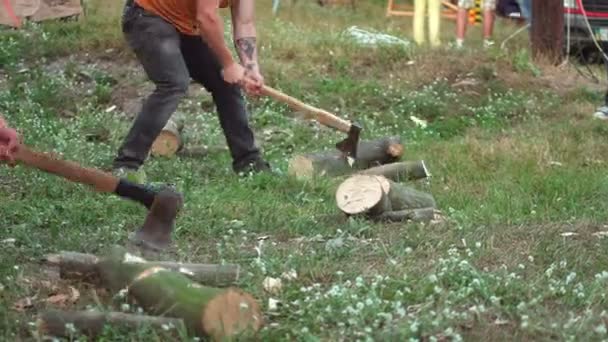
[{"xmin": 335, "ymin": 123, "xmax": 362, "ymax": 159}]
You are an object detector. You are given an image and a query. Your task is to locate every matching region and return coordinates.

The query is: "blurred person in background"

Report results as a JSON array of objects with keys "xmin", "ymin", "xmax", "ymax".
[{"xmin": 414, "ymin": 0, "xmax": 442, "ymax": 47}]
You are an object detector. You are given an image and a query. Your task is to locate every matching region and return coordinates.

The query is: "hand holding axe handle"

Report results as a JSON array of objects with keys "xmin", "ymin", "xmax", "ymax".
[
  {"xmin": 12, "ymin": 145, "xmax": 183, "ymax": 251},
  {"xmin": 260, "ymin": 85, "xmax": 362, "ymax": 158}
]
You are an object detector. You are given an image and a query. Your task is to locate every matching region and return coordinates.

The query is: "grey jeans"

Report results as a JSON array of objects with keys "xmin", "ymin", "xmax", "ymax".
[{"xmin": 114, "ymin": 1, "xmax": 262, "ymax": 172}]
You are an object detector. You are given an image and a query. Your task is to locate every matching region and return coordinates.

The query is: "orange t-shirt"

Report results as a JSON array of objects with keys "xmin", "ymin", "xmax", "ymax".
[{"xmin": 134, "ymin": 0, "xmax": 230, "ymax": 35}]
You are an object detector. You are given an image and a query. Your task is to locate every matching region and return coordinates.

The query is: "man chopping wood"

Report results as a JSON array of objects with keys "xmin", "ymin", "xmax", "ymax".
[
  {"xmin": 113, "ymin": 0, "xmax": 271, "ymax": 179},
  {"xmin": 0, "ymin": 115, "xmax": 19, "ymax": 164}
]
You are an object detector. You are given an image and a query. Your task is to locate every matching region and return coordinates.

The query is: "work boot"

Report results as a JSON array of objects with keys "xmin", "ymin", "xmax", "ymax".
[{"xmin": 234, "ymin": 158, "xmax": 272, "ymax": 176}]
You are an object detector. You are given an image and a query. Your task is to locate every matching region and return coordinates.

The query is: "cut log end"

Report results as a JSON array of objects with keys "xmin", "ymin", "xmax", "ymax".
[
  {"xmin": 202, "ymin": 288, "xmax": 264, "ymax": 341},
  {"xmin": 335, "ymin": 175, "xmax": 385, "ymax": 215},
  {"xmin": 151, "ymin": 131, "xmax": 181, "ymax": 157},
  {"xmin": 387, "ymin": 143, "xmax": 404, "ymax": 158}
]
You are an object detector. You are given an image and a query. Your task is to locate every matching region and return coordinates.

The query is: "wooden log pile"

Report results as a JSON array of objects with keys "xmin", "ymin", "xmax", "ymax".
[
  {"xmin": 36, "ymin": 246, "xmax": 263, "ymax": 341},
  {"xmin": 287, "ymin": 136, "xmax": 438, "ymax": 223}
]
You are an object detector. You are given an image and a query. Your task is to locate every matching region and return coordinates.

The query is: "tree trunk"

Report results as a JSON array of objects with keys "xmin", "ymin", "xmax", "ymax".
[
  {"xmin": 531, "ymin": 0, "xmax": 564, "ymax": 65},
  {"xmin": 151, "ymin": 117, "xmax": 185, "ymax": 157},
  {"xmin": 96, "ymin": 246, "xmax": 263, "ymax": 340},
  {"xmin": 288, "ymin": 136, "xmax": 404, "ymax": 178},
  {"xmin": 43, "ymin": 251, "xmax": 241, "ymax": 287},
  {"xmin": 335, "ymin": 175, "xmax": 436, "ymax": 222},
  {"xmin": 37, "ymin": 310, "xmax": 186, "ymax": 338},
  {"xmin": 358, "ymin": 160, "xmax": 429, "ymax": 182}
]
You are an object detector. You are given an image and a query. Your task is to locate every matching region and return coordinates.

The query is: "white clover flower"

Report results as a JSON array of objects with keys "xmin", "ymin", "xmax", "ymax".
[
  {"xmin": 410, "ymin": 320, "xmax": 419, "ymax": 333},
  {"xmin": 594, "ymin": 324, "xmax": 607, "ymax": 335},
  {"xmin": 566, "ymin": 272, "xmax": 576, "ymax": 285},
  {"xmin": 595, "ymin": 271, "xmax": 608, "ymax": 281}
]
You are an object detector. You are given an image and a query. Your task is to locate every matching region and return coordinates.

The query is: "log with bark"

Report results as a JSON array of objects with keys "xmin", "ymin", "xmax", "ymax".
[
  {"xmin": 95, "ymin": 246, "xmax": 263, "ymax": 340},
  {"xmin": 42, "ymin": 251, "xmax": 240, "ymax": 287},
  {"xmin": 357, "ymin": 160, "xmax": 430, "ymax": 182},
  {"xmin": 335, "ymin": 174, "xmax": 436, "ymax": 222},
  {"xmin": 288, "ymin": 136, "xmax": 404, "ymax": 178},
  {"xmin": 150, "ymin": 117, "xmax": 185, "ymax": 157},
  {"xmin": 37, "ymin": 309, "xmax": 186, "ymax": 338}
]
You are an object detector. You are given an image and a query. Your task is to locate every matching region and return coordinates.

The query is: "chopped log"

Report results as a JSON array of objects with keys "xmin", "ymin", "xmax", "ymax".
[
  {"xmin": 37, "ymin": 309, "xmax": 185, "ymax": 338},
  {"xmin": 335, "ymin": 175, "xmax": 436, "ymax": 222},
  {"xmin": 43, "ymin": 251, "xmax": 240, "ymax": 287},
  {"xmin": 375, "ymin": 207, "xmax": 436, "ymax": 222},
  {"xmin": 358, "ymin": 160, "xmax": 429, "ymax": 182},
  {"xmin": 288, "ymin": 136, "xmax": 404, "ymax": 178},
  {"xmin": 96, "ymin": 246, "xmax": 263, "ymax": 340},
  {"xmin": 151, "ymin": 117, "xmax": 185, "ymax": 157}
]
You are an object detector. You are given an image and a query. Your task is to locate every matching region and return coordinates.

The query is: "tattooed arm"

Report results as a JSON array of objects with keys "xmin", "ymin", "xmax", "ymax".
[
  {"xmin": 231, "ymin": 0, "xmax": 263, "ymax": 94},
  {"xmin": 195, "ymin": 0, "xmax": 246, "ymax": 85}
]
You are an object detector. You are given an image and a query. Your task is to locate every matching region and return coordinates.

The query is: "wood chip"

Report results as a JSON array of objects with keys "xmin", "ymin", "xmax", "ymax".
[
  {"xmin": 44, "ymin": 286, "xmax": 80, "ymax": 306},
  {"xmin": 13, "ymin": 295, "xmax": 36, "ymax": 312}
]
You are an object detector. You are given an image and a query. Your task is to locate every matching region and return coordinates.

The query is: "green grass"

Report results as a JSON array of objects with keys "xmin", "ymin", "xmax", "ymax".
[{"xmin": 1, "ymin": 1, "xmax": 608, "ymax": 341}]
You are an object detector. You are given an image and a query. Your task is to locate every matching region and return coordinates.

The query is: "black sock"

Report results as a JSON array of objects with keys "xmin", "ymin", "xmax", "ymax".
[{"xmin": 113, "ymin": 179, "xmax": 156, "ymax": 209}]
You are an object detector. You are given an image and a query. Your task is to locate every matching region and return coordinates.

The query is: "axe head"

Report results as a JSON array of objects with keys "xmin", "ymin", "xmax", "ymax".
[
  {"xmin": 335, "ymin": 123, "xmax": 362, "ymax": 159},
  {"xmin": 128, "ymin": 187, "xmax": 183, "ymax": 252}
]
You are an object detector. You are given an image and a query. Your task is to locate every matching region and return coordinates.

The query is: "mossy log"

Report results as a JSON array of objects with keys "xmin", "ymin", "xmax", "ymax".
[
  {"xmin": 37, "ymin": 310, "xmax": 185, "ymax": 338},
  {"xmin": 43, "ymin": 251, "xmax": 240, "ymax": 287},
  {"xmin": 96, "ymin": 246, "xmax": 263, "ymax": 340},
  {"xmin": 358, "ymin": 160, "xmax": 430, "ymax": 182},
  {"xmin": 151, "ymin": 117, "xmax": 185, "ymax": 157},
  {"xmin": 335, "ymin": 175, "xmax": 436, "ymax": 222},
  {"xmin": 288, "ymin": 136, "xmax": 404, "ymax": 178}
]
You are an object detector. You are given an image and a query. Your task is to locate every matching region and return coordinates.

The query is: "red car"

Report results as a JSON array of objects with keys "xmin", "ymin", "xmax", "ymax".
[
  {"xmin": 500, "ymin": 0, "xmax": 608, "ymax": 62},
  {"xmin": 564, "ymin": 0, "xmax": 608, "ymax": 62}
]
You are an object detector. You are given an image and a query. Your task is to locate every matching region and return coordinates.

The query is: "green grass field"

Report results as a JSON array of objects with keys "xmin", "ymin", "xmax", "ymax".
[{"xmin": 2, "ymin": 1, "xmax": 608, "ymax": 341}]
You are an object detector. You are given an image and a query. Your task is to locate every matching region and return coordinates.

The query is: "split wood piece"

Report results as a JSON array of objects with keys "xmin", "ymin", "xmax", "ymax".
[
  {"xmin": 288, "ymin": 136, "xmax": 404, "ymax": 178},
  {"xmin": 335, "ymin": 174, "xmax": 436, "ymax": 222},
  {"xmin": 96, "ymin": 246, "xmax": 263, "ymax": 340},
  {"xmin": 151, "ymin": 117, "xmax": 185, "ymax": 157},
  {"xmin": 358, "ymin": 160, "xmax": 430, "ymax": 182},
  {"xmin": 43, "ymin": 251, "xmax": 240, "ymax": 287},
  {"xmin": 37, "ymin": 309, "xmax": 186, "ymax": 338}
]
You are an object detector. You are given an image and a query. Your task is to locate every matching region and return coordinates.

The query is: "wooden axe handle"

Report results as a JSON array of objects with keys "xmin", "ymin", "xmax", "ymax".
[
  {"xmin": 261, "ymin": 85, "xmax": 352, "ymax": 133},
  {"xmin": 14, "ymin": 145, "xmax": 119, "ymax": 193}
]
